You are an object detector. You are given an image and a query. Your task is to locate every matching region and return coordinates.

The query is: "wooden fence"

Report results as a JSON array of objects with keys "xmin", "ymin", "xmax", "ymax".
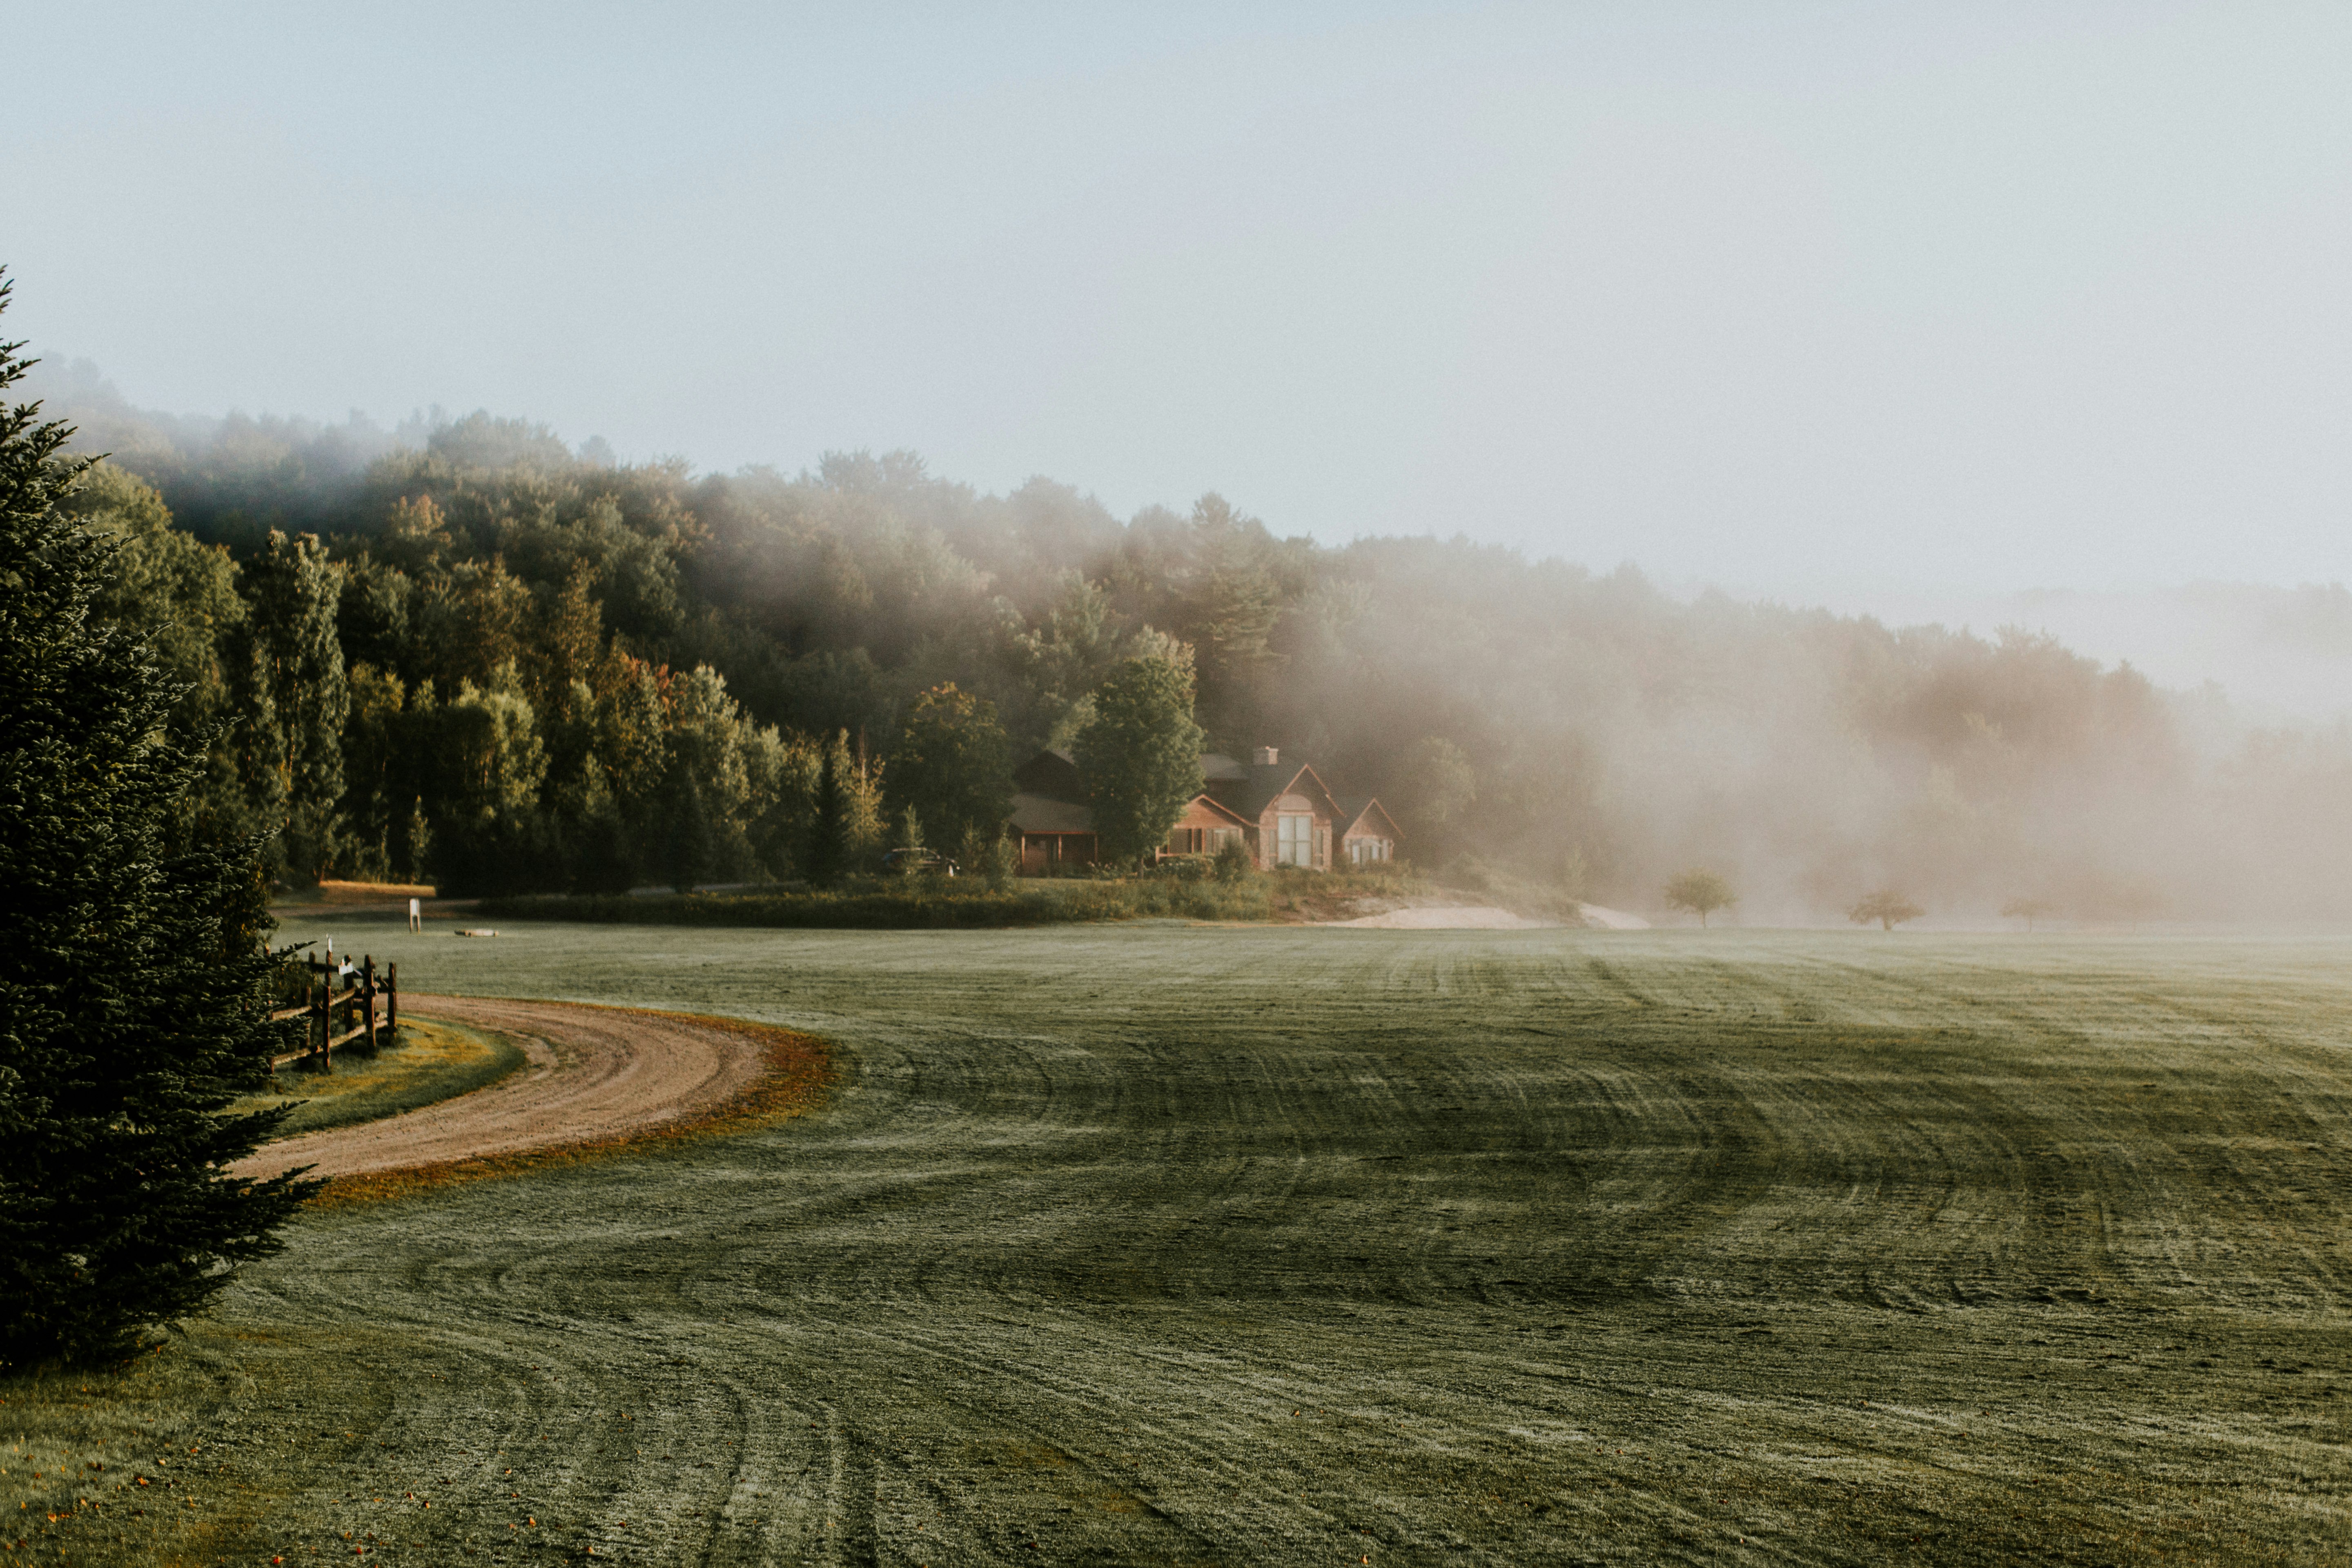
[{"xmin": 268, "ymin": 949, "xmax": 398, "ymax": 1073}]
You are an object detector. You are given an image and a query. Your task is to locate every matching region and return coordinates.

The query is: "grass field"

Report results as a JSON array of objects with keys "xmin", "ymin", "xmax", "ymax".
[
  {"xmin": 6, "ymin": 923, "xmax": 2349, "ymax": 1566},
  {"xmin": 227, "ymin": 1019, "xmax": 527, "ymax": 1140}
]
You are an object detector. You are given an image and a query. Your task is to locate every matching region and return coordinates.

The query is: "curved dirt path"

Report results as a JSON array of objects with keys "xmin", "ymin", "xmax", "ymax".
[{"xmin": 232, "ymin": 996, "xmax": 773, "ymax": 1182}]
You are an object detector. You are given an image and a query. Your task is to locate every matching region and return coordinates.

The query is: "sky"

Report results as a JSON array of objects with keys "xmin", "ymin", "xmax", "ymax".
[{"xmin": 5, "ymin": 1, "xmax": 2351, "ymax": 606}]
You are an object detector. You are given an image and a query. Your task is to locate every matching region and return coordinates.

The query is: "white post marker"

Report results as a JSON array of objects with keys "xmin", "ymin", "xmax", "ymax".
[{"xmin": 409, "ymin": 897, "xmax": 421, "ymax": 933}]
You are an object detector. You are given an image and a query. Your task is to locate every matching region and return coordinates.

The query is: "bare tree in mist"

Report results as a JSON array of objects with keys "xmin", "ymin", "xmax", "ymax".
[{"xmin": 2000, "ymin": 896, "xmax": 2057, "ymax": 931}]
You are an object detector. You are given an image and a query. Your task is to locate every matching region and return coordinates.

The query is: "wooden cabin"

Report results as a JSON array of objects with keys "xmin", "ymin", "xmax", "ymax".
[
  {"xmin": 1008, "ymin": 745, "xmax": 1403, "ymax": 874},
  {"xmin": 1200, "ymin": 748, "xmax": 1345, "ymax": 870}
]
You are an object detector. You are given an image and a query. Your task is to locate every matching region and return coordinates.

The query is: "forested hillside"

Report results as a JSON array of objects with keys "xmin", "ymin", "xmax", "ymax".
[{"xmin": 46, "ymin": 381, "xmax": 2352, "ymax": 918}]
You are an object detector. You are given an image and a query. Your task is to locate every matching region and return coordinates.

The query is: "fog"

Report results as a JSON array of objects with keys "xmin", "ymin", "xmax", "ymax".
[
  {"xmin": 13, "ymin": 6, "xmax": 2352, "ymax": 922},
  {"xmin": 7, "ymin": 5, "xmax": 2352, "ymax": 597},
  {"xmin": 1826, "ymin": 583, "xmax": 2352, "ymax": 730}
]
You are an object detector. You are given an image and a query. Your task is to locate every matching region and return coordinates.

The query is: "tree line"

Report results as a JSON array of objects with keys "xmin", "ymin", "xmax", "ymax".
[{"xmin": 43, "ymin": 383, "xmax": 2352, "ymax": 918}]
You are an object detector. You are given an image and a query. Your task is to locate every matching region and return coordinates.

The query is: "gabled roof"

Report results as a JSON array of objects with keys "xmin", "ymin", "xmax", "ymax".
[
  {"xmin": 1177, "ymin": 792, "xmax": 1256, "ymax": 828},
  {"xmin": 1011, "ymin": 748, "xmax": 1087, "ymax": 804},
  {"xmin": 1008, "ymin": 792, "xmax": 1096, "ymax": 834},
  {"xmin": 1207, "ymin": 760, "xmax": 1344, "ymax": 824},
  {"xmin": 1337, "ymin": 797, "xmax": 1402, "ymax": 840}
]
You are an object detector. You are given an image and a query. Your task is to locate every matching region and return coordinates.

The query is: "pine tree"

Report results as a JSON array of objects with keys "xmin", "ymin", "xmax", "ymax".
[
  {"xmin": 893, "ymin": 804, "xmax": 924, "ymax": 876},
  {"xmin": 0, "ymin": 277, "xmax": 318, "ymax": 1370},
  {"xmin": 806, "ymin": 737, "xmax": 847, "ymax": 887}
]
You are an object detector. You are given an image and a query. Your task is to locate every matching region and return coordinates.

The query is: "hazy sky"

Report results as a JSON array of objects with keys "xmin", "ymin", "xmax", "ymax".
[{"xmin": 6, "ymin": 2, "xmax": 2350, "ymax": 599}]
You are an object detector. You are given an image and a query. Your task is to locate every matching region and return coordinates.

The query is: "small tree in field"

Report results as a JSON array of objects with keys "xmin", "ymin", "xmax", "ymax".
[
  {"xmin": 1663, "ymin": 868, "xmax": 1736, "ymax": 927},
  {"xmin": 1849, "ymin": 890, "xmax": 1925, "ymax": 931},
  {"xmin": 2001, "ymin": 896, "xmax": 2057, "ymax": 931},
  {"xmin": 0, "ymin": 278, "xmax": 317, "ymax": 1369}
]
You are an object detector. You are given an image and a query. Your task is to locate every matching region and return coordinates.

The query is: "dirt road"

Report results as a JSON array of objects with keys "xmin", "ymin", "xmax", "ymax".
[{"xmin": 232, "ymin": 996, "xmax": 772, "ymax": 1182}]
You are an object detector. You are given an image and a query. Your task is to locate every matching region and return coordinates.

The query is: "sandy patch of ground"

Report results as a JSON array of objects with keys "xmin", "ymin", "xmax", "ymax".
[
  {"xmin": 231, "ymin": 996, "xmax": 772, "ymax": 1183},
  {"xmin": 1327, "ymin": 904, "xmax": 1564, "ymax": 929},
  {"xmin": 1321, "ymin": 896, "xmax": 1652, "ymax": 929}
]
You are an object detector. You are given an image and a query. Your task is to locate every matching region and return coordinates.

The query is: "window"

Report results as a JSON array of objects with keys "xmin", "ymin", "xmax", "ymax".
[{"xmin": 1277, "ymin": 813, "xmax": 1313, "ymax": 866}]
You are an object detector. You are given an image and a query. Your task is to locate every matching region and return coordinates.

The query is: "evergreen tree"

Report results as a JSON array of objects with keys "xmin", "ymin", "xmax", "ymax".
[
  {"xmin": 893, "ymin": 804, "xmax": 925, "ymax": 875},
  {"xmin": 664, "ymin": 771, "xmax": 717, "ymax": 892},
  {"xmin": 0, "ymin": 280, "xmax": 317, "ymax": 1369},
  {"xmin": 1073, "ymin": 655, "xmax": 1206, "ymax": 867},
  {"xmin": 839, "ymin": 733, "xmax": 885, "ymax": 867},
  {"xmin": 806, "ymin": 737, "xmax": 848, "ymax": 887}
]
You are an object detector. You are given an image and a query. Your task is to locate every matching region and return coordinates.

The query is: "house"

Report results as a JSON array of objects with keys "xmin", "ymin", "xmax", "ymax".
[
  {"xmin": 1200, "ymin": 747, "xmax": 1344, "ymax": 870},
  {"xmin": 1009, "ymin": 749, "xmax": 1098, "ymax": 873},
  {"xmin": 1007, "ymin": 744, "xmax": 1401, "ymax": 874},
  {"xmin": 1336, "ymin": 797, "xmax": 1402, "ymax": 865}
]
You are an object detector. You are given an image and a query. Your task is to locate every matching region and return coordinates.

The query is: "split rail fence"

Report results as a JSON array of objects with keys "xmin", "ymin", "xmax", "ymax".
[{"xmin": 267, "ymin": 949, "xmax": 398, "ymax": 1073}]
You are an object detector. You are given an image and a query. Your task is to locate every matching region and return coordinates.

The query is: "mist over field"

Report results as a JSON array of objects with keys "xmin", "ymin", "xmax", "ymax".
[
  {"xmin": 29, "ymin": 359, "xmax": 2352, "ymax": 925},
  {"xmin": 11, "ymin": 6, "xmax": 2352, "ymax": 925},
  {"xmin": 13, "ymin": 13, "xmax": 2352, "ymax": 1566}
]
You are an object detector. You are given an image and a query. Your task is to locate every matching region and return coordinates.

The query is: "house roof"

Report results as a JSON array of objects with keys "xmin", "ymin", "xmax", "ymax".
[
  {"xmin": 1008, "ymin": 792, "xmax": 1096, "ymax": 834},
  {"xmin": 1011, "ymin": 748, "xmax": 1087, "ymax": 804},
  {"xmin": 1337, "ymin": 797, "xmax": 1402, "ymax": 839},
  {"xmin": 1199, "ymin": 752, "xmax": 1247, "ymax": 781},
  {"xmin": 1009, "ymin": 746, "xmax": 1371, "ymax": 837},
  {"xmin": 1207, "ymin": 760, "xmax": 1344, "ymax": 824},
  {"xmin": 1177, "ymin": 792, "xmax": 1256, "ymax": 828}
]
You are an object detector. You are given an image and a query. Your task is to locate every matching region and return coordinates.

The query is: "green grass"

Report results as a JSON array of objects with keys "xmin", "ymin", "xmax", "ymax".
[
  {"xmin": 478, "ymin": 874, "xmax": 1278, "ymax": 926},
  {"xmin": 227, "ymin": 1018, "xmax": 526, "ymax": 1140},
  {"xmin": 474, "ymin": 865, "xmax": 1423, "ymax": 927},
  {"xmin": 10, "ymin": 922, "xmax": 2352, "ymax": 1565}
]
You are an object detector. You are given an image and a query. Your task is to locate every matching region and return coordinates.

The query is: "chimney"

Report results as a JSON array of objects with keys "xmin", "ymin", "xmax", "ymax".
[{"xmin": 1253, "ymin": 746, "xmax": 1279, "ymax": 766}]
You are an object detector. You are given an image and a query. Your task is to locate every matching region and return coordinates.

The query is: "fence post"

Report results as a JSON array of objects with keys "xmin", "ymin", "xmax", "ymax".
[
  {"xmin": 310, "ymin": 957, "xmax": 330, "ymax": 1073},
  {"xmin": 386, "ymin": 962, "xmax": 398, "ymax": 1035},
  {"xmin": 361, "ymin": 955, "xmax": 377, "ymax": 1052}
]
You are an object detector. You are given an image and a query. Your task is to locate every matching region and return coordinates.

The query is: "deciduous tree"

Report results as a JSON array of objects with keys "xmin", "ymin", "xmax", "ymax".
[
  {"xmin": 2000, "ymin": 896, "xmax": 2057, "ymax": 931},
  {"xmin": 886, "ymin": 682, "xmax": 1012, "ymax": 852},
  {"xmin": 243, "ymin": 528, "xmax": 348, "ymax": 883},
  {"xmin": 1664, "ymin": 868, "xmax": 1736, "ymax": 927},
  {"xmin": 1849, "ymin": 890, "xmax": 1925, "ymax": 931},
  {"xmin": 1074, "ymin": 656, "xmax": 1205, "ymax": 867}
]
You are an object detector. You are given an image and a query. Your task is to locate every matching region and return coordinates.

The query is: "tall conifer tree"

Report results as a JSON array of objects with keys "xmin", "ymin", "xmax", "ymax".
[{"xmin": 0, "ymin": 276, "xmax": 317, "ymax": 1369}]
